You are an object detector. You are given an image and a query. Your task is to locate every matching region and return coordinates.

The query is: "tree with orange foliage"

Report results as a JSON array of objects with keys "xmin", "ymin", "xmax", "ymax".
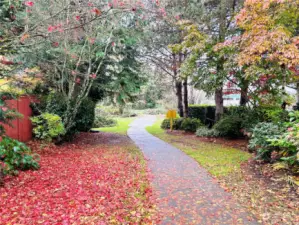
[{"xmin": 236, "ymin": 0, "xmax": 299, "ymax": 105}]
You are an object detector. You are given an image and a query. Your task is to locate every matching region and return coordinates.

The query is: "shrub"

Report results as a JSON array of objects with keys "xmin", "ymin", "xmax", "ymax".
[
  {"xmin": 268, "ymin": 111, "xmax": 299, "ymax": 173},
  {"xmin": 39, "ymin": 94, "xmax": 96, "ymax": 135},
  {"xmin": 161, "ymin": 118, "xmax": 185, "ymax": 130},
  {"xmin": 161, "ymin": 118, "xmax": 177, "ymax": 130},
  {"xmin": 74, "ymin": 98, "xmax": 96, "ymax": 132},
  {"xmin": 174, "ymin": 118, "xmax": 184, "ymax": 130},
  {"xmin": 213, "ymin": 115, "xmax": 243, "ymax": 138},
  {"xmin": 196, "ymin": 127, "xmax": 221, "ymax": 137},
  {"xmin": 0, "ymin": 137, "xmax": 40, "ymax": 176},
  {"xmin": 249, "ymin": 122, "xmax": 283, "ymax": 162},
  {"xmin": 160, "ymin": 119, "xmax": 168, "ymax": 129},
  {"xmin": 95, "ymin": 105, "xmax": 120, "ymax": 117},
  {"xmin": 262, "ymin": 107, "xmax": 289, "ymax": 124},
  {"xmin": 181, "ymin": 118, "xmax": 203, "ymax": 132},
  {"xmin": 31, "ymin": 113, "xmax": 65, "ymax": 141},
  {"xmin": 189, "ymin": 105, "xmax": 288, "ymax": 131},
  {"xmin": 188, "ymin": 105, "xmax": 216, "ymax": 127},
  {"xmin": 161, "ymin": 118, "xmax": 202, "ymax": 132},
  {"xmin": 93, "ymin": 116, "xmax": 117, "ymax": 128},
  {"xmin": 132, "ymin": 100, "xmax": 147, "ymax": 110},
  {"xmin": 225, "ymin": 106, "xmax": 262, "ymax": 131},
  {"xmin": 141, "ymin": 107, "xmax": 165, "ymax": 115}
]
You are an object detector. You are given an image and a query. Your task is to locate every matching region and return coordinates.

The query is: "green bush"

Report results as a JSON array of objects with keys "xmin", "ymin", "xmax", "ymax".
[
  {"xmin": 75, "ymin": 98, "xmax": 96, "ymax": 132},
  {"xmin": 95, "ymin": 105, "xmax": 119, "ymax": 117},
  {"xmin": 93, "ymin": 116, "xmax": 117, "ymax": 128},
  {"xmin": 31, "ymin": 113, "xmax": 65, "ymax": 141},
  {"xmin": 189, "ymin": 105, "xmax": 288, "ymax": 131},
  {"xmin": 213, "ymin": 115, "xmax": 243, "ymax": 138},
  {"xmin": 225, "ymin": 106, "xmax": 262, "ymax": 132},
  {"xmin": 0, "ymin": 137, "xmax": 40, "ymax": 176},
  {"xmin": 132, "ymin": 101, "xmax": 147, "ymax": 110},
  {"xmin": 181, "ymin": 118, "xmax": 203, "ymax": 132},
  {"xmin": 161, "ymin": 118, "xmax": 177, "ymax": 130},
  {"xmin": 142, "ymin": 108, "xmax": 165, "ymax": 115},
  {"xmin": 268, "ymin": 112, "xmax": 299, "ymax": 173},
  {"xmin": 262, "ymin": 107, "xmax": 289, "ymax": 124},
  {"xmin": 174, "ymin": 118, "xmax": 184, "ymax": 130},
  {"xmin": 161, "ymin": 118, "xmax": 202, "ymax": 132},
  {"xmin": 188, "ymin": 105, "xmax": 216, "ymax": 127},
  {"xmin": 249, "ymin": 122, "xmax": 283, "ymax": 162},
  {"xmin": 196, "ymin": 127, "xmax": 221, "ymax": 137},
  {"xmin": 248, "ymin": 112, "xmax": 299, "ymax": 173},
  {"xmin": 40, "ymin": 94, "xmax": 96, "ymax": 135}
]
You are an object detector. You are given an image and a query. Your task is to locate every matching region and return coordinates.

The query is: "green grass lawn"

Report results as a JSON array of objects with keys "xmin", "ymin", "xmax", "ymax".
[
  {"xmin": 146, "ymin": 118, "xmax": 251, "ymax": 177},
  {"xmin": 145, "ymin": 118, "xmax": 165, "ymax": 136},
  {"xmin": 93, "ymin": 117, "xmax": 134, "ymax": 135}
]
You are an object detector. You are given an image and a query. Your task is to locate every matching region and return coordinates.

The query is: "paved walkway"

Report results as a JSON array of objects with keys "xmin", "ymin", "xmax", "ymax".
[{"xmin": 128, "ymin": 116, "xmax": 259, "ymax": 225}]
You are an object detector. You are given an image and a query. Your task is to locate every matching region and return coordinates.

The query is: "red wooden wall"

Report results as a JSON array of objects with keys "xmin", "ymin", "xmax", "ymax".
[{"xmin": 1, "ymin": 96, "xmax": 34, "ymax": 142}]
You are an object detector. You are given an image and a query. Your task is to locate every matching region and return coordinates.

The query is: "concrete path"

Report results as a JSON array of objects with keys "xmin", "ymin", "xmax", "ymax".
[{"xmin": 128, "ymin": 116, "xmax": 259, "ymax": 225}]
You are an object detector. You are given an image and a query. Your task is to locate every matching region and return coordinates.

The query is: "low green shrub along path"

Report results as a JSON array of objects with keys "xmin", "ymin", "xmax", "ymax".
[{"xmin": 128, "ymin": 116, "xmax": 259, "ymax": 225}]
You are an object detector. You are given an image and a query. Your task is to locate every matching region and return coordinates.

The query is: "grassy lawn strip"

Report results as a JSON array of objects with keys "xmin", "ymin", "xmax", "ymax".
[
  {"xmin": 146, "ymin": 118, "xmax": 251, "ymax": 177},
  {"xmin": 93, "ymin": 117, "xmax": 134, "ymax": 135}
]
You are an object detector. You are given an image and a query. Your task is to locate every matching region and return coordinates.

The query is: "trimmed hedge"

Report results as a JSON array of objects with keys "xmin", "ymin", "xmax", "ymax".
[{"xmin": 188, "ymin": 105, "xmax": 216, "ymax": 127}]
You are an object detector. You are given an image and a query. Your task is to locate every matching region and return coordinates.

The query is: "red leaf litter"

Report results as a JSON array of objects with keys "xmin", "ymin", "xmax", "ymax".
[{"xmin": 0, "ymin": 133, "xmax": 159, "ymax": 224}]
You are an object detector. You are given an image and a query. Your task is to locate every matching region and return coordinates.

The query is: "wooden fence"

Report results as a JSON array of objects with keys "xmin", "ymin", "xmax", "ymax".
[{"xmin": 1, "ymin": 96, "xmax": 35, "ymax": 142}]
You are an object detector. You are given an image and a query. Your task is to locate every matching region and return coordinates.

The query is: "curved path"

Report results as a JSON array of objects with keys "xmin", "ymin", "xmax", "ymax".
[{"xmin": 128, "ymin": 116, "xmax": 259, "ymax": 225}]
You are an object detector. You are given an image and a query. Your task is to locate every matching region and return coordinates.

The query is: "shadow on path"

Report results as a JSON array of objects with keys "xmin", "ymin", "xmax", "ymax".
[{"xmin": 128, "ymin": 116, "xmax": 259, "ymax": 225}]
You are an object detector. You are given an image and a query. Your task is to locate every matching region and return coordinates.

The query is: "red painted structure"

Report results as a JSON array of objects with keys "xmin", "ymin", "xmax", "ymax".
[{"xmin": 1, "ymin": 96, "xmax": 35, "ymax": 142}]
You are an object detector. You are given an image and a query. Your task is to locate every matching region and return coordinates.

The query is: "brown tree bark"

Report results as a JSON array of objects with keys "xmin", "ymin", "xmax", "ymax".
[
  {"xmin": 0, "ymin": 167, "xmax": 4, "ymax": 187},
  {"xmin": 183, "ymin": 78, "xmax": 188, "ymax": 118},
  {"xmin": 296, "ymin": 82, "xmax": 299, "ymax": 108},
  {"xmin": 214, "ymin": 1, "xmax": 226, "ymax": 122},
  {"xmin": 215, "ymin": 87, "xmax": 224, "ymax": 121},
  {"xmin": 173, "ymin": 53, "xmax": 184, "ymax": 117},
  {"xmin": 176, "ymin": 81, "xmax": 184, "ymax": 117},
  {"xmin": 240, "ymin": 80, "xmax": 249, "ymax": 106}
]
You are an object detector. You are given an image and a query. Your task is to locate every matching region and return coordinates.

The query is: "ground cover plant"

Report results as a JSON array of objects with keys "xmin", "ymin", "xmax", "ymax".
[
  {"xmin": 0, "ymin": 133, "xmax": 159, "ymax": 224},
  {"xmin": 0, "ymin": 137, "xmax": 39, "ymax": 176},
  {"xmin": 31, "ymin": 113, "xmax": 65, "ymax": 142}
]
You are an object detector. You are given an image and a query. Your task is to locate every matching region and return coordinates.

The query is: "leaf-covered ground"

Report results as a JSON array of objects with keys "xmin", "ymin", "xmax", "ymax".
[
  {"xmin": 146, "ymin": 119, "xmax": 299, "ymax": 225},
  {"xmin": 0, "ymin": 133, "xmax": 159, "ymax": 224}
]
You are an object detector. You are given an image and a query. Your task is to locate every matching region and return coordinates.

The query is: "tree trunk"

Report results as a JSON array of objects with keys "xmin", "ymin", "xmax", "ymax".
[
  {"xmin": 176, "ymin": 81, "xmax": 184, "ymax": 117},
  {"xmin": 119, "ymin": 105, "xmax": 124, "ymax": 115},
  {"xmin": 295, "ymin": 82, "xmax": 299, "ymax": 110},
  {"xmin": 215, "ymin": 87, "xmax": 224, "ymax": 121},
  {"xmin": 0, "ymin": 167, "xmax": 4, "ymax": 187},
  {"xmin": 183, "ymin": 77, "xmax": 188, "ymax": 118},
  {"xmin": 173, "ymin": 53, "xmax": 184, "ymax": 117},
  {"xmin": 189, "ymin": 86, "xmax": 195, "ymax": 105},
  {"xmin": 240, "ymin": 80, "xmax": 249, "ymax": 106}
]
